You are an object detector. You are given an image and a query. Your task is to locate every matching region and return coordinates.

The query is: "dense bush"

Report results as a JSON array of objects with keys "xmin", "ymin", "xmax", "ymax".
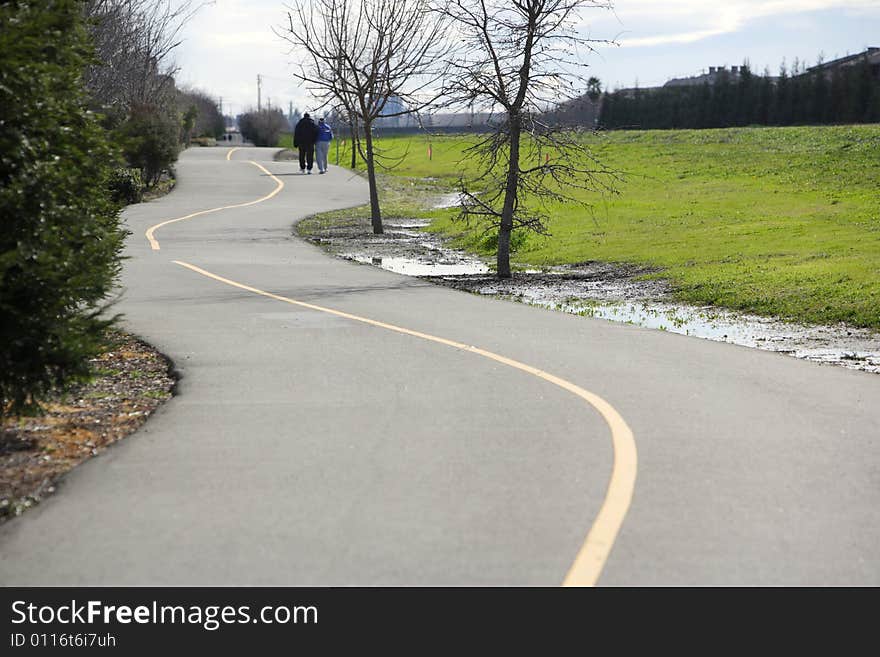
[
  {"xmin": 178, "ymin": 88, "xmax": 225, "ymax": 142},
  {"xmin": 238, "ymin": 109, "xmax": 288, "ymax": 146},
  {"xmin": 0, "ymin": 0, "xmax": 127, "ymax": 416},
  {"xmin": 116, "ymin": 103, "xmax": 180, "ymax": 186},
  {"xmin": 108, "ymin": 167, "xmax": 144, "ymax": 204}
]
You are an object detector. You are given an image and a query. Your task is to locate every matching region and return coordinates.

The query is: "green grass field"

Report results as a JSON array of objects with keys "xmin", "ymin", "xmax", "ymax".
[
  {"xmin": 288, "ymin": 125, "xmax": 880, "ymax": 329},
  {"xmin": 309, "ymin": 126, "xmax": 879, "ymax": 329},
  {"xmin": 277, "ymin": 133, "xmax": 293, "ymax": 150}
]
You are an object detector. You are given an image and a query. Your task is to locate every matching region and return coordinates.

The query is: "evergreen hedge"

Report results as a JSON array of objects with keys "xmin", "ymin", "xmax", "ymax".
[
  {"xmin": 0, "ymin": 0, "xmax": 127, "ymax": 415},
  {"xmin": 108, "ymin": 167, "xmax": 144, "ymax": 205},
  {"xmin": 599, "ymin": 59, "xmax": 880, "ymax": 130}
]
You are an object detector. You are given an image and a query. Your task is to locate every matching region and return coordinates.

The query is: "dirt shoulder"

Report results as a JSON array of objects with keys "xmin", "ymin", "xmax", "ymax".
[{"xmin": 0, "ymin": 331, "xmax": 176, "ymax": 523}]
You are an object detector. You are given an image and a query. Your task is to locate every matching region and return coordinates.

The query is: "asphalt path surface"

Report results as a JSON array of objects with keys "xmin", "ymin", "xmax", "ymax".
[{"xmin": 1, "ymin": 147, "xmax": 878, "ymax": 585}]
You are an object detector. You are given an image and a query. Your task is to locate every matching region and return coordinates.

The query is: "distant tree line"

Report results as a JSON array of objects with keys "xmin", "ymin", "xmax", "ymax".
[
  {"xmin": 237, "ymin": 108, "xmax": 289, "ymax": 147},
  {"xmin": 599, "ymin": 56, "xmax": 880, "ymax": 130},
  {"xmin": 84, "ymin": 0, "xmax": 223, "ymax": 195},
  {"xmin": 180, "ymin": 88, "xmax": 226, "ymax": 147}
]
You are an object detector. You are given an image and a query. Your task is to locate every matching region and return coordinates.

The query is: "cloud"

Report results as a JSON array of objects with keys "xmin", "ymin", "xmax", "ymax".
[
  {"xmin": 595, "ymin": 0, "xmax": 880, "ymax": 48},
  {"xmin": 203, "ymin": 31, "xmax": 274, "ymax": 48},
  {"xmin": 622, "ymin": 27, "xmax": 739, "ymax": 48}
]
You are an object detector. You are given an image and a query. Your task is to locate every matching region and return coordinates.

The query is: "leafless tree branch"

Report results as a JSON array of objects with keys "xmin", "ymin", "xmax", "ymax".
[
  {"xmin": 83, "ymin": 0, "xmax": 208, "ymax": 115},
  {"xmin": 438, "ymin": 0, "xmax": 618, "ymax": 278},
  {"xmin": 278, "ymin": 0, "xmax": 452, "ymax": 234}
]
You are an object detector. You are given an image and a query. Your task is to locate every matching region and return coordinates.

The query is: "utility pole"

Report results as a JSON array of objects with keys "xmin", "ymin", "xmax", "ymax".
[
  {"xmin": 257, "ymin": 74, "xmax": 262, "ymax": 111},
  {"xmin": 219, "ymin": 96, "xmax": 223, "ymax": 115}
]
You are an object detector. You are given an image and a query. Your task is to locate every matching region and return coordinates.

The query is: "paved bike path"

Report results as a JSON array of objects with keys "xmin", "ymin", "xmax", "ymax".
[{"xmin": 1, "ymin": 147, "xmax": 878, "ymax": 585}]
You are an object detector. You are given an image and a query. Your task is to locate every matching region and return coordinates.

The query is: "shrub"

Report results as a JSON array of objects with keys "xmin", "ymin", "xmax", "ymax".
[
  {"xmin": 238, "ymin": 109, "xmax": 288, "ymax": 146},
  {"xmin": 108, "ymin": 167, "xmax": 144, "ymax": 204},
  {"xmin": 0, "ymin": 0, "xmax": 127, "ymax": 416},
  {"xmin": 178, "ymin": 88, "xmax": 225, "ymax": 140},
  {"xmin": 116, "ymin": 104, "xmax": 180, "ymax": 186}
]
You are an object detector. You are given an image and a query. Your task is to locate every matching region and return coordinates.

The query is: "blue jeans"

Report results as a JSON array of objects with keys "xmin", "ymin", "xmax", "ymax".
[{"xmin": 315, "ymin": 141, "xmax": 330, "ymax": 172}]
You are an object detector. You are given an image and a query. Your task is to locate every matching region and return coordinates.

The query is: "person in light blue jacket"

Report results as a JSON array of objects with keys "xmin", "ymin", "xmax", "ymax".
[{"xmin": 315, "ymin": 117, "xmax": 333, "ymax": 174}]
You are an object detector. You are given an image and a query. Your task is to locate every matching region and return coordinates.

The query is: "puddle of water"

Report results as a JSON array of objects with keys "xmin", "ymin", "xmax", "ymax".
[
  {"xmin": 344, "ymin": 254, "xmax": 489, "ymax": 276},
  {"xmin": 394, "ymin": 221, "xmax": 431, "ymax": 229},
  {"xmin": 432, "ymin": 192, "xmax": 465, "ymax": 209},
  {"xmin": 492, "ymin": 292, "xmax": 880, "ymax": 374},
  {"xmin": 314, "ymin": 207, "xmax": 880, "ymax": 375},
  {"xmin": 358, "ymin": 256, "xmax": 880, "ymax": 374}
]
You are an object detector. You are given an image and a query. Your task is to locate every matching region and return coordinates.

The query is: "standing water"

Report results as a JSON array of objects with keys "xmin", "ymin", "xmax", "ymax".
[{"xmin": 311, "ymin": 217, "xmax": 880, "ymax": 375}]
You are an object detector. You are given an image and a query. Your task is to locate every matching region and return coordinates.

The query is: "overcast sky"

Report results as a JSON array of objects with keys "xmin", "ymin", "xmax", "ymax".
[{"xmin": 171, "ymin": 0, "xmax": 880, "ymax": 118}]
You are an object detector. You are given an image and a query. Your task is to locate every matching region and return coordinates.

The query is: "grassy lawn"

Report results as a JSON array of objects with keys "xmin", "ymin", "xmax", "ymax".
[{"xmin": 334, "ymin": 126, "xmax": 880, "ymax": 329}]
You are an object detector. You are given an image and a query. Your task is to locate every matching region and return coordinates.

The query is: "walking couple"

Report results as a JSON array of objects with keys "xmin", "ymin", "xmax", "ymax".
[{"xmin": 293, "ymin": 113, "xmax": 333, "ymax": 174}]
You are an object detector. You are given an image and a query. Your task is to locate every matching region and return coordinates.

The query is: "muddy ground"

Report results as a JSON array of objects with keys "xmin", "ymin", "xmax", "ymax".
[
  {"xmin": 0, "ymin": 336, "xmax": 176, "ymax": 523},
  {"xmin": 298, "ymin": 210, "xmax": 880, "ymax": 375}
]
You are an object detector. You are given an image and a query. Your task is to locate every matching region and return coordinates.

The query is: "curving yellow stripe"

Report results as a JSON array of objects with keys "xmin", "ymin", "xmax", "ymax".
[
  {"xmin": 145, "ymin": 161, "xmax": 283, "ymax": 251},
  {"xmin": 226, "ymin": 147, "xmax": 242, "ymax": 161},
  {"xmin": 172, "ymin": 260, "xmax": 638, "ymax": 586}
]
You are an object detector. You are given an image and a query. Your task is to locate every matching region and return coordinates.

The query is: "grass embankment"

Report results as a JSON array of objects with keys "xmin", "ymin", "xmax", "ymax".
[
  {"xmin": 322, "ymin": 126, "xmax": 879, "ymax": 329},
  {"xmin": 277, "ymin": 133, "xmax": 294, "ymax": 150}
]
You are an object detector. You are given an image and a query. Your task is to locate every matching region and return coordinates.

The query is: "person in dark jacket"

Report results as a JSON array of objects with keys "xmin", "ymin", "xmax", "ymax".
[{"xmin": 293, "ymin": 113, "xmax": 318, "ymax": 174}]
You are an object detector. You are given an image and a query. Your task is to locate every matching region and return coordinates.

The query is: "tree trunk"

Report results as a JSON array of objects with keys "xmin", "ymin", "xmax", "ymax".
[
  {"xmin": 497, "ymin": 114, "xmax": 521, "ymax": 279},
  {"xmin": 363, "ymin": 123, "xmax": 383, "ymax": 234},
  {"xmin": 349, "ymin": 118, "xmax": 357, "ymax": 169}
]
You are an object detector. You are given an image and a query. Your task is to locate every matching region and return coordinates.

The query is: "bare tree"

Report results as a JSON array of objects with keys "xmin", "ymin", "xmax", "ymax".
[
  {"xmin": 438, "ymin": 0, "xmax": 618, "ymax": 278},
  {"xmin": 83, "ymin": 0, "xmax": 205, "ymax": 115},
  {"xmin": 280, "ymin": 0, "xmax": 450, "ymax": 234}
]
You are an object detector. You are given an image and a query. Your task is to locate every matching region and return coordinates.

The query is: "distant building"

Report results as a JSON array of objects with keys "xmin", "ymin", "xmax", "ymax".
[
  {"xmin": 807, "ymin": 47, "xmax": 880, "ymax": 81},
  {"xmin": 665, "ymin": 64, "xmax": 764, "ymax": 88},
  {"xmin": 425, "ymin": 112, "xmax": 494, "ymax": 128},
  {"xmin": 369, "ymin": 109, "xmax": 495, "ymax": 132},
  {"xmin": 660, "ymin": 48, "xmax": 880, "ymax": 89},
  {"xmin": 375, "ymin": 95, "xmax": 407, "ymax": 127},
  {"xmin": 542, "ymin": 95, "xmax": 601, "ymax": 127}
]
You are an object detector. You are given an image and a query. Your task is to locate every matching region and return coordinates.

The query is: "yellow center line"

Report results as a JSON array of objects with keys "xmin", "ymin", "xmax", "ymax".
[
  {"xmin": 145, "ymin": 160, "xmax": 283, "ymax": 251},
  {"xmin": 172, "ymin": 259, "xmax": 638, "ymax": 586},
  {"xmin": 226, "ymin": 147, "xmax": 242, "ymax": 161}
]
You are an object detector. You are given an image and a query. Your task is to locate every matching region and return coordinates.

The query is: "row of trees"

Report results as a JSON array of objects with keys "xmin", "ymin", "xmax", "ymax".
[
  {"xmin": 281, "ymin": 0, "xmax": 617, "ymax": 278},
  {"xmin": 181, "ymin": 88, "xmax": 226, "ymax": 146},
  {"xmin": 599, "ymin": 56, "xmax": 880, "ymax": 130},
  {"xmin": 1, "ymin": 0, "xmax": 217, "ymax": 416},
  {"xmin": 84, "ymin": 1, "xmax": 225, "ymax": 194}
]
